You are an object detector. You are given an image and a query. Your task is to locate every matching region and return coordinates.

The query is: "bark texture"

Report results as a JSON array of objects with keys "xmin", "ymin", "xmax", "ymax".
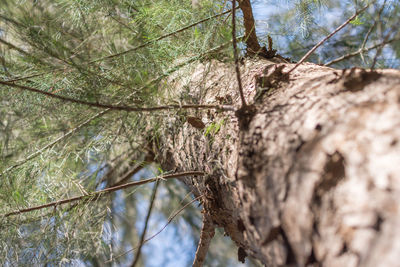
[{"xmin": 157, "ymin": 59, "xmax": 400, "ymax": 266}]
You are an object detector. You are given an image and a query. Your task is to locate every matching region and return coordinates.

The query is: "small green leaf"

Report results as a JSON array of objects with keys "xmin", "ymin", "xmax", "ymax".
[{"xmin": 350, "ymin": 16, "xmax": 363, "ymax": 26}]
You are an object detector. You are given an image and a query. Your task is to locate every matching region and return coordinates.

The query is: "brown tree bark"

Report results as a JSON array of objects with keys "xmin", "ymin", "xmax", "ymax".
[
  {"xmin": 157, "ymin": 59, "xmax": 400, "ymax": 266},
  {"xmin": 238, "ymin": 0, "xmax": 263, "ymax": 55}
]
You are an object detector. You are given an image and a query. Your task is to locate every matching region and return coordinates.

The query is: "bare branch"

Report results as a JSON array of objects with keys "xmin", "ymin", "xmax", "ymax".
[
  {"xmin": 232, "ymin": 0, "xmax": 247, "ymax": 107},
  {"xmin": 370, "ymin": 27, "xmax": 396, "ymax": 69},
  {"xmin": 110, "ymin": 160, "xmax": 151, "ymax": 187},
  {"xmin": 238, "ymin": 0, "xmax": 263, "ymax": 55},
  {"xmin": 192, "ymin": 214, "xmax": 215, "ymax": 267},
  {"xmin": 360, "ymin": 1, "xmax": 387, "ymax": 55},
  {"xmin": 130, "ymin": 180, "xmax": 160, "ymax": 267},
  {"xmin": 1, "ymin": 171, "xmax": 204, "ymax": 218},
  {"xmin": 287, "ymin": 4, "xmax": 370, "ymax": 74}
]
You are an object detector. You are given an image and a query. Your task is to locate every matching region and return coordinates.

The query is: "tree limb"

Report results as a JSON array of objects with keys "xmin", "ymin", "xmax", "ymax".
[
  {"xmin": 0, "ymin": 80, "xmax": 233, "ymax": 112},
  {"xmin": 238, "ymin": 0, "xmax": 263, "ymax": 55},
  {"xmin": 1, "ymin": 171, "xmax": 204, "ymax": 218},
  {"xmin": 232, "ymin": 0, "xmax": 247, "ymax": 107},
  {"xmin": 192, "ymin": 214, "xmax": 215, "ymax": 267}
]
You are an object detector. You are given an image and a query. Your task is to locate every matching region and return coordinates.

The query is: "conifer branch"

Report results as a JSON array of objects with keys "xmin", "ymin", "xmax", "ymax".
[
  {"xmin": 0, "ymin": 41, "xmax": 236, "ymax": 178},
  {"xmin": 324, "ymin": 37, "xmax": 400, "ymax": 66},
  {"xmin": 0, "ymin": 37, "xmax": 31, "ymax": 57},
  {"xmin": 1, "ymin": 171, "xmax": 204, "ymax": 218},
  {"xmin": 0, "ymin": 110, "xmax": 107, "ymax": 178},
  {"xmin": 4, "ymin": 71, "xmax": 52, "ymax": 83},
  {"xmin": 287, "ymin": 4, "xmax": 370, "ymax": 74},
  {"xmin": 90, "ymin": 9, "xmax": 235, "ymax": 63},
  {"xmin": 3, "ymin": 9, "xmax": 236, "ymax": 83},
  {"xmin": 0, "ymin": 80, "xmax": 233, "ymax": 112},
  {"xmin": 0, "ymin": 37, "xmax": 47, "ymax": 66}
]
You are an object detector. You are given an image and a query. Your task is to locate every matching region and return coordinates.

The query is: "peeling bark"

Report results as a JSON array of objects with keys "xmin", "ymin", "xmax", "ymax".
[{"xmin": 157, "ymin": 59, "xmax": 400, "ymax": 266}]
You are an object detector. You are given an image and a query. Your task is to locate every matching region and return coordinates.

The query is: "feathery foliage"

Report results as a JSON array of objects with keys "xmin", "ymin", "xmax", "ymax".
[{"xmin": 0, "ymin": 0, "xmax": 399, "ymax": 265}]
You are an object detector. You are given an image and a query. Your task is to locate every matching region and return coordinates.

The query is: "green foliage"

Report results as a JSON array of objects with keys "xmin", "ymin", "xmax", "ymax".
[
  {"xmin": 0, "ymin": 0, "xmax": 399, "ymax": 265},
  {"xmin": 350, "ymin": 15, "xmax": 364, "ymax": 26},
  {"xmin": 0, "ymin": 0, "xmax": 237, "ymax": 265}
]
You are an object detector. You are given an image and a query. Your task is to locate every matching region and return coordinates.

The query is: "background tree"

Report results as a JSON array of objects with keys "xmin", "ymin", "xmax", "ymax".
[{"xmin": 0, "ymin": 0, "xmax": 399, "ymax": 266}]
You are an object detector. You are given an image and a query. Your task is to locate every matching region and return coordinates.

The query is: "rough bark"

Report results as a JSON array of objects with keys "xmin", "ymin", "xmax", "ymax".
[
  {"xmin": 157, "ymin": 58, "xmax": 400, "ymax": 266},
  {"xmin": 238, "ymin": 0, "xmax": 263, "ymax": 55}
]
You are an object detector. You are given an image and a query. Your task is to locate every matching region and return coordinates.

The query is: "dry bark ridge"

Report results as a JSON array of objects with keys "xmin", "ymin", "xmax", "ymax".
[{"xmin": 158, "ymin": 59, "xmax": 400, "ymax": 266}]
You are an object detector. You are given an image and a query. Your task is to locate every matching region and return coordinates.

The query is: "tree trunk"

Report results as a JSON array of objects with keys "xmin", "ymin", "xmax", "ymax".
[{"xmin": 157, "ymin": 59, "xmax": 400, "ymax": 266}]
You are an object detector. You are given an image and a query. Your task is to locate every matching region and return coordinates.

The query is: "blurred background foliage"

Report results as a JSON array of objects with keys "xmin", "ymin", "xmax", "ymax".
[{"xmin": 0, "ymin": 0, "xmax": 399, "ymax": 266}]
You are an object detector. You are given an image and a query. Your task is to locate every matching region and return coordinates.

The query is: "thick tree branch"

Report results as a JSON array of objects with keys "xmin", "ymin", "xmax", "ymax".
[
  {"xmin": 238, "ymin": 0, "xmax": 263, "ymax": 55},
  {"xmin": 192, "ymin": 214, "xmax": 216, "ymax": 267}
]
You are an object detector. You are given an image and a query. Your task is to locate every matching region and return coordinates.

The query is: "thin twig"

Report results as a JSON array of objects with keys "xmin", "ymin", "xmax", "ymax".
[
  {"xmin": 0, "ymin": 110, "xmax": 107, "ymax": 178},
  {"xmin": 370, "ymin": 26, "xmax": 394, "ymax": 69},
  {"xmin": 358, "ymin": 1, "xmax": 387, "ymax": 63},
  {"xmin": 287, "ymin": 4, "xmax": 370, "ymax": 74},
  {"xmin": 106, "ymin": 195, "xmax": 203, "ymax": 263},
  {"xmin": 108, "ymin": 13, "xmax": 137, "ymax": 34},
  {"xmin": 130, "ymin": 180, "xmax": 160, "ymax": 267},
  {"xmin": 324, "ymin": 37, "xmax": 400, "ymax": 66},
  {"xmin": 109, "ymin": 163, "xmax": 147, "ymax": 188},
  {"xmin": 0, "ymin": 37, "xmax": 46, "ymax": 66},
  {"xmin": 231, "ymin": 0, "xmax": 247, "ymax": 107},
  {"xmin": 1, "ymin": 171, "xmax": 204, "ymax": 218},
  {"xmin": 4, "ymin": 71, "xmax": 53, "ymax": 83},
  {"xmin": 362, "ymin": 1, "xmax": 386, "ymax": 50}
]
